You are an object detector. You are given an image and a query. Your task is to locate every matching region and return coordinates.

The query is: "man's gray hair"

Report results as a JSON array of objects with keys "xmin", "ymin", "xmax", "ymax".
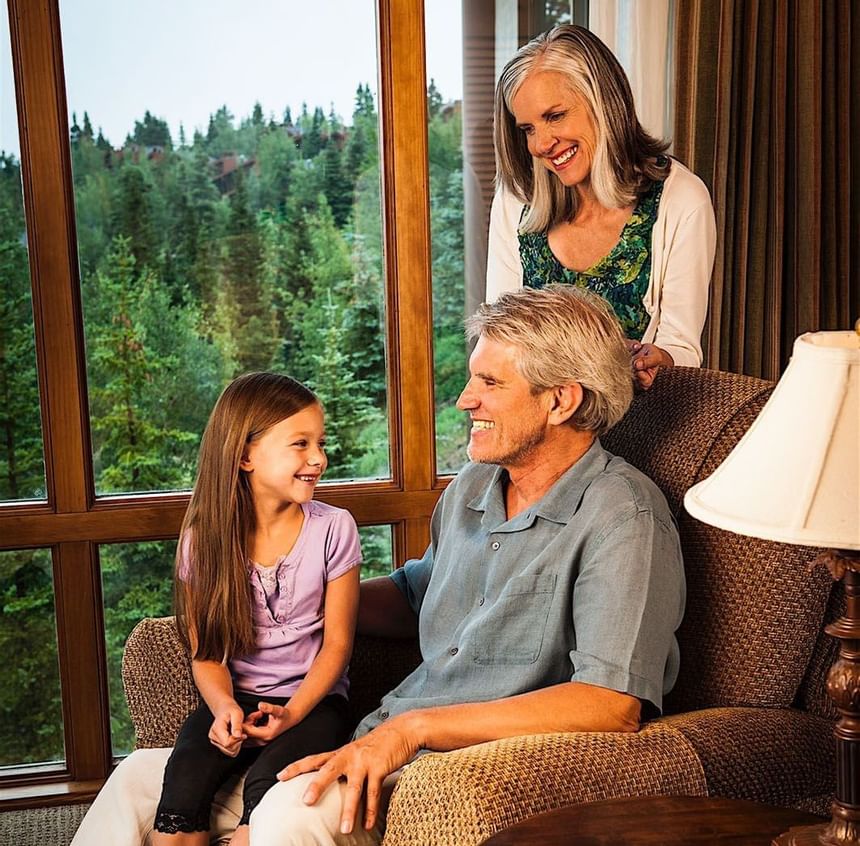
[{"xmin": 466, "ymin": 285, "xmax": 633, "ymax": 435}]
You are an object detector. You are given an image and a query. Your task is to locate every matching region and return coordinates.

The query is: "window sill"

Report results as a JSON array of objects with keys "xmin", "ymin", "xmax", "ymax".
[{"xmin": 0, "ymin": 779, "xmax": 103, "ymax": 811}]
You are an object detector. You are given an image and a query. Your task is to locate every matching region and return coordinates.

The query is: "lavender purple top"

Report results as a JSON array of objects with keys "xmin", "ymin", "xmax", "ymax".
[{"xmin": 179, "ymin": 500, "xmax": 362, "ymax": 698}]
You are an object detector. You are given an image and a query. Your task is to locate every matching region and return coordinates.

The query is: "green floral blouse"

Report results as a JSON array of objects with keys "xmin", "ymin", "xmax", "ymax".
[{"xmin": 518, "ymin": 177, "xmax": 665, "ymax": 340}]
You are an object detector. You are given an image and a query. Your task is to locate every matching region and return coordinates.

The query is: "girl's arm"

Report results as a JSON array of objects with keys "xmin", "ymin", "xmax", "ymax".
[
  {"xmin": 243, "ymin": 565, "xmax": 360, "ymax": 741},
  {"xmin": 183, "ymin": 584, "xmax": 246, "ymax": 756},
  {"xmin": 191, "ymin": 657, "xmax": 246, "ymax": 756}
]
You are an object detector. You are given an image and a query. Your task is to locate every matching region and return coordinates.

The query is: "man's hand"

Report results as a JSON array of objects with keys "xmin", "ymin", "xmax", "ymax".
[
  {"xmin": 627, "ymin": 341, "xmax": 674, "ymax": 390},
  {"xmin": 208, "ymin": 700, "xmax": 246, "ymax": 757},
  {"xmin": 277, "ymin": 715, "xmax": 421, "ymax": 835},
  {"xmin": 242, "ymin": 701, "xmax": 298, "ymax": 744}
]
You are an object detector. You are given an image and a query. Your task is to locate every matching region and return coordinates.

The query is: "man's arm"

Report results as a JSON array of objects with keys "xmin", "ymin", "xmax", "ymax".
[
  {"xmin": 357, "ymin": 575, "xmax": 418, "ymax": 639},
  {"xmin": 280, "ymin": 680, "xmax": 639, "ymax": 834}
]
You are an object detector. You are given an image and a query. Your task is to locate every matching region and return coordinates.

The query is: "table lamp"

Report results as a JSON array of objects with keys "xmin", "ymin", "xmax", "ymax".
[{"xmin": 684, "ymin": 326, "xmax": 860, "ymax": 846}]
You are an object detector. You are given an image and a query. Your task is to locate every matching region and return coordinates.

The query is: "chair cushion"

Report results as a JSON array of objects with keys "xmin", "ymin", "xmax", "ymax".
[
  {"xmin": 664, "ymin": 707, "xmax": 834, "ymax": 809},
  {"xmin": 605, "ymin": 367, "xmax": 834, "ymax": 711}
]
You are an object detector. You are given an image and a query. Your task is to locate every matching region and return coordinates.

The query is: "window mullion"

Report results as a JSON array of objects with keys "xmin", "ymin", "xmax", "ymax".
[
  {"xmin": 8, "ymin": 0, "xmax": 110, "ymax": 780},
  {"xmin": 378, "ymin": 0, "xmax": 438, "ymax": 561}
]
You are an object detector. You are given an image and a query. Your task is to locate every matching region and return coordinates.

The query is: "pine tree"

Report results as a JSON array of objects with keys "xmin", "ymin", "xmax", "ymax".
[
  {"xmin": 112, "ymin": 165, "xmax": 160, "ymax": 270},
  {"xmin": 0, "ymin": 157, "xmax": 44, "ymax": 500},
  {"xmin": 427, "ymin": 79, "xmax": 443, "ymax": 118},
  {"xmin": 132, "ymin": 110, "xmax": 172, "ymax": 148},
  {"xmin": 222, "ymin": 173, "xmax": 279, "ymax": 372},
  {"xmin": 303, "ymin": 107, "xmax": 326, "ymax": 158}
]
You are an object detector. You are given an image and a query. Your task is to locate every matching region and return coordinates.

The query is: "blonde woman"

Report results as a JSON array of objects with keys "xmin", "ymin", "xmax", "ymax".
[{"xmin": 489, "ymin": 25, "xmax": 716, "ymax": 388}]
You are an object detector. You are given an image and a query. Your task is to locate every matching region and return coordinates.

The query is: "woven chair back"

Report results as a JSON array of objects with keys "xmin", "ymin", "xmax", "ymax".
[{"xmin": 603, "ymin": 367, "xmax": 834, "ymax": 714}]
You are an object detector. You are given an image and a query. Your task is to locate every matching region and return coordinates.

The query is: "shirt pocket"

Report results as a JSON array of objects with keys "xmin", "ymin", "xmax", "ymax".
[{"xmin": 472, "ymin": 573, "xmax": 557, "ymax": 666}]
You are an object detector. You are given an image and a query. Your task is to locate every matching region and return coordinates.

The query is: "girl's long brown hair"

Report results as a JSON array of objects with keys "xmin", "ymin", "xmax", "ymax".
[{"xmin": 175, "ymin": 372, "xmax": 318, "ymax": 662}]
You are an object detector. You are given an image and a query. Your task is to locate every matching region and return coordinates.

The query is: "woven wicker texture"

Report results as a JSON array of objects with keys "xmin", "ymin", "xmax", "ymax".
[
  {"xmin": 665, "ymin": 707, "xmax": 835, "ymax": 809},
  {"xmin": 602, "ymin": 366, "xmax": 773, "ymax": 517},
  {"xmin": 346, "ymin": 634, "xmax": 421, "ymax": 728},
  {"xmin": 381, "ymin": 722, "xmax": 707, "ymax": 846},
  {"xmin": 606, "ymin": 367, "xmax": 833, "ymax": 713},
  {"xmin": 122, "ymin": 616, "xmax": 199, "ymax": 748}
]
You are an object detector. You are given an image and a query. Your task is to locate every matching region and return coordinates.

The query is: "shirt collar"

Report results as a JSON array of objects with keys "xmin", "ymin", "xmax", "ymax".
[{"xmin": 466, "ymin": 439, "xmax": 610, "ymax": 531}]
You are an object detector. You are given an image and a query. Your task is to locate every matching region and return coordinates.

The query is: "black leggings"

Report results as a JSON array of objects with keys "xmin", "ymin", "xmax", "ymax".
[{"xmin": 153, "ymin": 692, "xmax": 350, "ymax": 833}]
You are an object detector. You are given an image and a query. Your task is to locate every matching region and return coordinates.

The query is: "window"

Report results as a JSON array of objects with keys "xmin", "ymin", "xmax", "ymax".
[
  {"xmin": 60, "ymin": 0, "xmax": 389, "ymax": 495},
  {"xmin": 0, "ymin": 0, "xmax": 441, "ymax": 787},
  {"xmin": 426, "ymin": 1, "xmax": 584, "ymax": 474},
  {"xmin": 0, "ymin": 549, "xmax": 63, "ymax": 768},
  {"xmin": 0, "ymin": 2, "xmax": 46, "ymax": 503}
]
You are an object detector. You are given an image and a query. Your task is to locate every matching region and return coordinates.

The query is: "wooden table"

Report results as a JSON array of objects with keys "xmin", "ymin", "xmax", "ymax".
[{"xmin": 480, "ymin": 796, "xmax": 825, "ymax": 845}]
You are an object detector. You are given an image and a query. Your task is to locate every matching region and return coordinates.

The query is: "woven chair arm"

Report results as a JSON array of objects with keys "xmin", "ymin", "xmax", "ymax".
[
  {"xmin": 381, "ymin": 721, "xmax": 707, "ymax": 846},
  {"xmin": 121, "ymin": 616, "xmax": 199, "ymax": 749}
]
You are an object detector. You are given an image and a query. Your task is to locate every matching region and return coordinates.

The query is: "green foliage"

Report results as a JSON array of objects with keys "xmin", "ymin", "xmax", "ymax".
[
  {"xmin": 132, "ymin": 110, "xmax": 172, "ymax": 148},
  {"xmin": 100, "ymin": 541, "xmax": 175, "ymax": 754},
  {"xmin": 1, "ymin": 81, "xmax": 468, "ymax": 763},
  {"xmin": 0, "ymin": 157, "xmax": 44, "ymax": 500},
  {"xmin": 0, "ymin": 549, "xmax": 63, "ymax": 765}
]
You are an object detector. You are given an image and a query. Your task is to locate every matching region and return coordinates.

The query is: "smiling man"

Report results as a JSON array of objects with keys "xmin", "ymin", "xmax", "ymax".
[{"xmin": 246, "ymin": 284, "xmax": 686, "ymax": 845}]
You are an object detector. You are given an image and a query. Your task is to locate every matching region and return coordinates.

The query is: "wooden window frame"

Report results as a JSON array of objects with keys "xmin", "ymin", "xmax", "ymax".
[{"xmin": 0, "ymin": 0, "xmax": 444, "ymax": 803}]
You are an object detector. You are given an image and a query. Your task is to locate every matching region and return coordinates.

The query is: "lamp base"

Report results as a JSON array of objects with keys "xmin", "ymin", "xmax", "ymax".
[
  {"xmin": 773, "ymin": 816, "xmax": 860, "ymax": 846},
  {"xmin": 774, "ymin": 550, "xmax": 860, "ymax": 846}
]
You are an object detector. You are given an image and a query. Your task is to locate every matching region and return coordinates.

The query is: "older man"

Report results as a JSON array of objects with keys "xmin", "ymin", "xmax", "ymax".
[
  {"xmin": 249, "ymin": 285, "xmax": 685, "ymax": 844},
  {"xmin": 71, "ymin": 286, "xmax": 684, "ymax": 846}
]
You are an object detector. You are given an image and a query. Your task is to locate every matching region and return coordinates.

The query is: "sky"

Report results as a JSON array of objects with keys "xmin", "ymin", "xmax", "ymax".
[{"xmin": 1, "ymin": 0, "xmax": 464, "ymax": 157}]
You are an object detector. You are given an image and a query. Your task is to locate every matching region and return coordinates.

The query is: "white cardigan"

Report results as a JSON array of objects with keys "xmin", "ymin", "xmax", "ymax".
[{"xmin": 485, "ymin": 160, "xmax": 716, "ymax": 367}]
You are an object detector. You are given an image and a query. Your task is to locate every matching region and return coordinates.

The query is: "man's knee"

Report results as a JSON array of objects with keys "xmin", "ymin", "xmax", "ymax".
[
  {"xmin": 111, "ymin": 747, "xmax": 171, "ymax": 794},
  {"xmin": 249, "ymin": 775, "xmax": 345, "ymax": 846}
]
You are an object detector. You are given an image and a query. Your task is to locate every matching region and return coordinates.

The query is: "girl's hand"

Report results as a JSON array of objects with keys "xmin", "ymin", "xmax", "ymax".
[
  {"xmin": 208, "ymin": 701, "xmax": 246, "ymax": 757},
  {"xmin": 242, "ymin": 701, "xmax": 298, "ymax": 744},
  {"xmin": 627, "ymin": 341, "xmax": 674, "ymax": 390}
]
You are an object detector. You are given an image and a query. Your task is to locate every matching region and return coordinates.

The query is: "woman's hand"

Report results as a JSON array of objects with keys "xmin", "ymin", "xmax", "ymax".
[
  {"xmin": 209, "ymin": 700, "xmax": 246, "ymax": 757},
  {"xmin": 242, "ymin": 701, "xmax": 299, "ymax": 745},
  {"xmin": 627, "ymin": 341, "xmax": 674, "ymax": 390}
]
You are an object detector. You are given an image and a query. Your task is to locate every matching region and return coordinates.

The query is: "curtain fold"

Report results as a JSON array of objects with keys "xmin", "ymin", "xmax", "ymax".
[{"xmin": 674, "ymin": 0, "xmax": 858, "ymax": 379}]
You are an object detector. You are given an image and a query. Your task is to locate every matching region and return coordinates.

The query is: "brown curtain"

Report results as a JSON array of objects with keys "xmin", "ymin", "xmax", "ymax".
[{"xmin": 674, "ymin": 0, "xmax": 859, "ymax": 380}]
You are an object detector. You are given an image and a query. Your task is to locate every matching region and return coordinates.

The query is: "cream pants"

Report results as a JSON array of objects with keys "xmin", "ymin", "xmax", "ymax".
[{"xmin": 69, "ymin": 748, "xmax": 386, "ymax": 846}]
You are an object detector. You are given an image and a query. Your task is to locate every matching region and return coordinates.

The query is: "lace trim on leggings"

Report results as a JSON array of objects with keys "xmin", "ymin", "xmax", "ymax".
[{"xmin": 153, "ymin": 808, "xmax": 210, "ymax": 834}]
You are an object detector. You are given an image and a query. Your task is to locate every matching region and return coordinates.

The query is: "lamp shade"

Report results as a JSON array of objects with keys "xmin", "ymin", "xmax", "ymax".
[{"xmin": 684, "ymin": 331, "xmax": 860, "ymax": 550}]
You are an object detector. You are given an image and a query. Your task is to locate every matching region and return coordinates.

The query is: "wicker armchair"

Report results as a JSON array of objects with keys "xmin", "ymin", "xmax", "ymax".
[{"xmin": 122, "ymin": 367, "xmax": 838, "ymax": 846}]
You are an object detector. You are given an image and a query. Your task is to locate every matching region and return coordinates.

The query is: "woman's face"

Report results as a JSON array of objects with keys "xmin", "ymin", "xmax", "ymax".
[{"xmin": 510, "ymin": 70, "xmax": 597, "ymax": 191}]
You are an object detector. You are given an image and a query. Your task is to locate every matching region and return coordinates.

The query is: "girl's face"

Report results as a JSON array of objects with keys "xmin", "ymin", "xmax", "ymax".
[
  {"xmin": 510, "ymin": 70, "xmax": 598, "ymax": 192},
  {"xmin": 241, "ymin": 403, "xmax": 327, "ymax": 506}
]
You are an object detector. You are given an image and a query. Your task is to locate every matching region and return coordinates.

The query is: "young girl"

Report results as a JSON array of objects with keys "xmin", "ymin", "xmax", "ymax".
[{"xmin": 152, "ymin": 372, "xmax": 361, "ymax": 846}]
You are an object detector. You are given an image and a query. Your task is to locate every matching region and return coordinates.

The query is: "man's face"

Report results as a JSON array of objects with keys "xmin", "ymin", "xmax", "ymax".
[{"xmin": 455, "ymin": 336, "xmax": 551, "ymax": 468}]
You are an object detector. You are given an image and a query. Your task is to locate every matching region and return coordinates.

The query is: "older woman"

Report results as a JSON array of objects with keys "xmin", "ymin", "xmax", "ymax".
[{"xmin": 488, "ymin": 25, "xmax": 716, "ymax": 388}]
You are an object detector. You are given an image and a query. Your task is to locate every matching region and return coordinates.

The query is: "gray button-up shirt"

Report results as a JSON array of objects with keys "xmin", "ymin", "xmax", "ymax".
[{"xmin": 354, "ymin": 440, "xmax": 685, "ymax": 737}]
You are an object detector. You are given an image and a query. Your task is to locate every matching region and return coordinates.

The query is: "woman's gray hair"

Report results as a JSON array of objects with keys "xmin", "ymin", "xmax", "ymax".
[
  {"xmin": 465, "ymin": 285, "xmax": 633, "ymax": 435},
  {"xmin": 494, "ymin": 25, "xmax": 670, "ymax": 232}
]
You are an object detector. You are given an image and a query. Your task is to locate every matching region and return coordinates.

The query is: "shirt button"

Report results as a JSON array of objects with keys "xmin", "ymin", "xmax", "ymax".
[
  {"xmin": 491, "ymin": 541, "xmax": 500, "ymax": 550},
  {"xmin": 449, "ymin": 646, "xmax": 459, "ymax": 656},
  {"xmin": 380, "ymin": 710, "xmax": 389, "ymax": 720},
  {"xmin": 478, "ymin": 597, "xmax": 485, "ymax": 606}
]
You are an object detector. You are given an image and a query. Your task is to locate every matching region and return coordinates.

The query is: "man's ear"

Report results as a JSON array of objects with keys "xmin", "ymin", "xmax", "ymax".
[{"xmin": 547, "ymin": 383, "xmax": 583, "ymax": 426}]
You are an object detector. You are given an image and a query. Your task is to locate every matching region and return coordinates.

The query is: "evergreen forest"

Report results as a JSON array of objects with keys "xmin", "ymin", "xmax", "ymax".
[{"xmin": 0, "ymin": 83, "xmax": 468, "ymax": 763}]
